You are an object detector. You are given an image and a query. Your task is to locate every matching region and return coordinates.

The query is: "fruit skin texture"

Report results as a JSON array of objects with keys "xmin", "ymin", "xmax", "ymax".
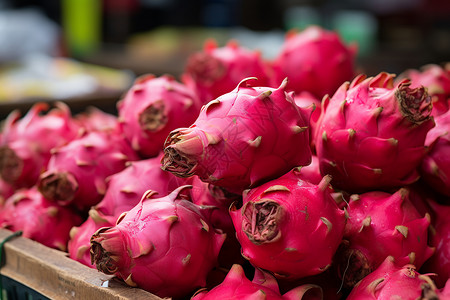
[
  {"xmin": 38, "ymin": 130, "xmax": 139, "ymax": 211},
  {"xmin": 346, "ymin": 256, "xmax": 438, "ymax": 299},
  {"xmin": 0, "ymin": 186, "xmax": 83, "ymax": 251},
  {"xmin": 0, "ymin": 102, "xmax": 80, "ymax": 189},
  {"xmin": 421, "ymin": 200, "xmax": 450, "ymax": 288},
  {"xmin": 420, "ymin": 109, "xmax": 450, "ymax": 196},
  {"xmin": 336, "ymin": 188, "xmax": 434, "ymax": 289},
  {"xmin": 90, "ymin": 186, "xmax": 226, "ymax": 299},
  {"xmin": 271, "ymin": 25, "xmax": 357, "ymax": 99},
  {"xmin": 191, "ymin": 264, "xmax": 323, "ymax": 300},
  {"xmin": 68, "ymin": 209, "xmax": 115, "ymax": 268},
  {"xmin": 398, "ymin": 63, "xmax": 450, "ymax": 117},
  {"xmin": 230, "ymin": 168, "xmax": 346, "ymax": 279},
  {"xmin": 94, "ymin": 154, "xmax": 186, "ymax": 220},
  {"xmin": 161, "ymin": 77, "xmax": 312, "ymax": 194},
  {"xmin": 117, "ymin": 74, "xmax": 200, "ymax": 158},
  {"xmin": 315, "ymin": 72, "xmax": 435, "ymax": 193},
  {"xmin": 182, "ymin": 39, "xmax": 272, "ymax": 106}
]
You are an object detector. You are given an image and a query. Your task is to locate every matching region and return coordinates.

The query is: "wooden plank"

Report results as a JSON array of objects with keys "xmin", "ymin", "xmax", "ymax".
[{"xmin": 0, "ymin": 229, "xmax": 163, "ymax": 300}]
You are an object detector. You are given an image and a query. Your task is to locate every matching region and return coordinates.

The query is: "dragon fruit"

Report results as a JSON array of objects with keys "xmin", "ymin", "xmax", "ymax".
[
  {"xmin": 421, "ymin": 199, "xmax": 450, "ymax": 288},
  {"xmin": 315, "ymin": 72, "xmax": 435, "ymax": 193},
  {"xmin": 94, "ymin": 154, "xmax": 186, "ymax": 220},
  {"xmin": 0, "ymin": 178, "xmax": 14, "ymax": 202},
  {"xmin": 398, "ymin": 63, "xmax": 450, "ymax": 117},
  {"xmin": 0, "ymin": 102, "xmax": 80, "ymax": 189},
  {"xmin": 161, "ymin": 77, "xmax": 312, "ymax": 194},
  {"xmin": 420, "ymin": 109, "xmax": 450, "ymax": 196},
  {"xmin": 271, "ymin": 25, "xmax": 357, "ymax": 99},
  {"xmin": 37, "ymin": 130, "xmax": 139, "ymax": 211},
  {"xmin": 347, "ymin": 256, "xmax": 439, "ymax": 299},
  {"xmin": 0, "ymin": 186, "xmax": 83, "ymax": 251},
  {"xmin": 68, "ymin": 208, "xmax": 115, "ymax": 267},
  {"xmin": 182, "ymin": 39, "xmax": 272, "ymax": 106},
  {"xmin": 335, "ymin": 188, "xmax": 434, "ymax": 289},
  {"xmin": 230, "ymin": 168, "xmax": 346, "ymax": 279},
  {"xmin": 90, "ymin": 186, "xmax": 226, "ymax": 298},
  {"xmin": 117, "ymin": 74, "xmax": 200, "ymax": 158},
  {"xmin": 293, "ymin": 91, "xmax": 322, "ymax": 150},
  {"xmin": 192, "ymin": 264, "xmax": 323, "ymax": 300},
  {"xmin": 74, "ymin": 106, "xmax": 121, "ymax": 134}
]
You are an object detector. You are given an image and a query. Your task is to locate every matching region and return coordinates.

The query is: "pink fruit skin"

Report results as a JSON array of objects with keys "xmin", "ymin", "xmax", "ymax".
[
  {"xmin": 271, "ymin": 25, "xmax": 357, "ymax": 99},
  {"xmin": 315, "ymin": 72, "xmax": 435, "ymax": 193},
  {"xmin": 38, "ymin": 130, "xmax": 139, "ymax": 211},
  {"xmin": 294, "ymin": 91, "xmax": 322, "ymax": 151},
  {"xmin": 0, "ymin": 186, "xmax": 83, "ymax": 251},
  {"xmin": 90, "ymin": 186, "xmax": 226, "ymax": 299},
  {"xmin": 192, "ymin": 264, "xmax": 323, "ymax": 300},
  {"xmin": 230, "ymin": 168, "xmax": 346, "ymax": 279},
  {"xmin": 336, "ymin": 188, "xmax": 434, "ymax": 289},
  {"xmin": 117, "ymin": 74, "xmax": 200, "ymax": 158},
  {"xmin": 398, "ymin": 63, "xmax": 450, "ymax": 117},
  {"xmin": 94, "ymin": 154, "xmax": 186, "ymax": 220},
  {"xmin": 347, "ymin": 256, "xmax": 438, "ymax": 299},
  {"xmin": 420, "ymin": 109, "xmax": 450, "ymax": 196},
  {"xmin": 161, "ymin": 77, "xmax": 312, "ymax": 194},
  {"xmin": 182, "ymin": 39, "xmax": 272, "ymax": 106},
  {"xmin": 68, "ymin": 209, "xmax": 115, "ymax": 268},
  {"xmin": 74, "ymin": 106, "xmax": 121, "ymax": 134},
  {"xmin": 421, "ymin": 200, "xmax": 450, "ymax": 288},
  {"xmin": 0, "ymin": 102, "xmax": 80, "ymax": 189}
]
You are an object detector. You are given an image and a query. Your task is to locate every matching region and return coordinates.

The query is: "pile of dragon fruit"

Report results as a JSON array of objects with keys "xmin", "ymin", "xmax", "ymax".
[{"xmin": 1, "ymin": 25, "xmax": 450, "ymax": 299}]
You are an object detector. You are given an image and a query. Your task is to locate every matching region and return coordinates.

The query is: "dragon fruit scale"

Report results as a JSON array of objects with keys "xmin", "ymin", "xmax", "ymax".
[
  {"xmin": 90, "ymin": 186, "xmax": 226, "ymax": 299},
  {"xmin": 161, "ymin": 77, "xmax": 312, "ymax": 194},
  {"xmin": 271, "ymin": 25, "xmax": 357, "ymax": 99},
  {"xmin": 315, "ymin": 72, "xmax": 435, "ymax": 193},
  {"xmin": 0, "ymin": 186, "xmax": 83, "ymax": 251},
  {"xmin": 191, "ymin": 264, "xmax": 323, "ymax": 300},
  {"xmin": 182, "ymin": 39, "xmax": 272, "ymax": 106},
  {"xmin": 117, "ymin": 74, "xmax": 200, "ymax": 158},
  {"xmin": 37, "ymin": 130, "xmax": 139, "ymax": 211},
  {"xmin": 0, "ymin": 102, "xmax": 80, "ymax": 189},
  {"xmin": 347, "ymin": 256, "xmax": 440, "ymax": 299},
  {"xmin": 335, "ymin": 187, "xmax": 434, "ymax": 289},
  {"xmin": 230, "ymin": 168, "xmax": 346, "ymax": 280}
]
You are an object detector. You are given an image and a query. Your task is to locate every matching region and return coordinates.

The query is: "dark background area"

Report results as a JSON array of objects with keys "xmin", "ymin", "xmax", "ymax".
[{"xmin": 0, "ymin": 0, "xmax": 449, "ymax": 118}]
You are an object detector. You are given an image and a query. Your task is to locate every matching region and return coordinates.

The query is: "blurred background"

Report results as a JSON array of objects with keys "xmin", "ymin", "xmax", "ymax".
[{"xmin": 0, "ymin": 0, "xmax": 449, "ymax": 118}]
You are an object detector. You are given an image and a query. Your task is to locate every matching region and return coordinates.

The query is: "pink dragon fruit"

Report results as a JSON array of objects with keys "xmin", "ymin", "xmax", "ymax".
[
  {"xmin": 271, "ymin": 25, "xmax": 357, "ymax": 99},
  {"xmin": 90, "ymin": 186, "xmax": 226, "ymax": 299},
  {"xmin": 117, "ymin": 74, "xmax": 200, "ymax": 158},
  {"xmin": 161, "ymin": 77, "xmax": 312, "ymax": 194},
  {"xmin": 192, "ymin": 264, "xmax": 323, "ymax": 300},
  {"xmin": 68, "ymin": 208, "xmax": 115, "ymax": 268},
  {"xmin": 0, "ymin": 186, "xmax": 83, "ymax": 251},
  {"xmin": 94, "ymin": 153, "xmax": 186, "ymax": 220},
  {"xmin": 37, "ymin": 130, "xmax": 139, "ymax": 211},
  {"xmin": 0, "ymin": 102, "xmax": 80, "ymax": 189},
  {"xmin": 420, "ymin": 109, "xmax": 450, "ymax": 196},
  {"xmin": 315, "ymin": 72, "xmax": 435, "ymax": 193},
  {"xmin": 398, "ymin": 63, "xmax": 450, "ymax": 117},
  {"xmin": 335, "ymin": 188, "xmax": 434, "ymax": 289},
  {"xmin": 347, "ymin": 256, "xmax": 439, "ymax": 299},
  {"xmin": 74, "ymin": 106, "xmax": 121, "ymax": 134},
  {"xmin": 182, "ymin": 39, "xmax": 272, "ymax": 106},
  {"xmin": 421, "ymin": 199, "xmax": 450, "ymax": 288},
  {"xmin": 230, "ymin": 168, "xmax": 346, "ymax": 279}
]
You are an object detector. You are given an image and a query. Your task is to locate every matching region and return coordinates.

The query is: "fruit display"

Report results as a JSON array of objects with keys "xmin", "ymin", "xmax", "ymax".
[{"xmin": 0, "ymin": 25, "xmax": 449, "ymax": 299}]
